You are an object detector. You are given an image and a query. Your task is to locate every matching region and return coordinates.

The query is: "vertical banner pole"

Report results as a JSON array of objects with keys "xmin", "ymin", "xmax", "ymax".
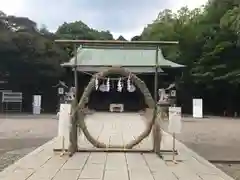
[
  {"xmin": 153, "ymin": 46, "xmax": 160, "ymax": 153},
  {"xmin": 172, "ymin": 132, "xmax": 176, "ymax": 163},
  {"xmin": 154, "ymin": 46, "xmax": 159, "ymax": 118},
  {"xmin": 167, "ymin": 107, "xmax": 182, "ymax": 164},
  {"xmin": 69, "ymin": 44, "xmax": 81, "ymax": 156},
  {"xmin": 74, "ymin": 44, "xmax": 80, "ymax": 100},
  {"xmin": 60, "ymin": 136, "xmax": 65, "ymax": 156}
]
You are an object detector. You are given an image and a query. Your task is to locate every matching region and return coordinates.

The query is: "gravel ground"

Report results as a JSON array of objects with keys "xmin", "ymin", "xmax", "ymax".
[
  {"xmin": 161, "ymin": 117, "xmax": 240, "ymax": 180},
  {"xmin": 0, "ymin": 115, "xmax": 58, "ymax": 171},
  {"xmin": 0, "ymin": 114, "xmax": 240, "ymax": 179}
]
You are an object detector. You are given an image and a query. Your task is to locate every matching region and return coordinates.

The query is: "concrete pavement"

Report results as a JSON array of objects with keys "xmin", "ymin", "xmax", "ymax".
[{"xmin": 0, "ymin": 113, "xmax": 234, "ymax": 180}]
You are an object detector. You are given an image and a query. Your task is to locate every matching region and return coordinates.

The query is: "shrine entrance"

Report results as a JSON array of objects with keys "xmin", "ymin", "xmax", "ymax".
[{"xmin": 54, "ymin": 40, "xmax": 183, "ymax": 156}]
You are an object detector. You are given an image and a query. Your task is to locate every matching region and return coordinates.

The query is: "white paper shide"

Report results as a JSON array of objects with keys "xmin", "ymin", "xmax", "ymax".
[{"xmin": 168, "ymin": 107, "xmax": 182, "ymax": 134}]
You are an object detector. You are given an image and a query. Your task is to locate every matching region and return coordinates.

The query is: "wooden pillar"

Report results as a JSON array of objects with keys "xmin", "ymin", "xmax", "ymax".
[
  {"xmin": 69, "ymin": 110, "xmax": 78, "ymax": 156},
  {"xmin": 153, "ymin": 46, "xmax": 161, "ymax": 154},
  {"xmin": 152, "ymin": 119, "xmax": 161, "ymax": 153},
  {"xmin": 74, "ymin": 44, "xmax": 80, "ymax": 100},
  {"xmin": 69, "ymin": 44, "xmax": 80, "ymax": 156}
]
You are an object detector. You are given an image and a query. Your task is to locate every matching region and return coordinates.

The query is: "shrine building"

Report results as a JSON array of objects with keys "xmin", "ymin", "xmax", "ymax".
[{"xmin": 61, "ymin": 45, "xmax": 184, "ymax": 112}]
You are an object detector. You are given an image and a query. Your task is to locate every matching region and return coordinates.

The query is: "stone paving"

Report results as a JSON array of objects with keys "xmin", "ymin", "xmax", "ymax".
[{"xmin": 0, "ymin": 113, "xmax": 235, "ymax": 180}]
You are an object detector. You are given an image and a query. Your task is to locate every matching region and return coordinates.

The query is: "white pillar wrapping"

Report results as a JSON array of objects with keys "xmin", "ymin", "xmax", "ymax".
[{"xmin": 56, "ymin": 103, "xmax": 71, "ymax": 150}]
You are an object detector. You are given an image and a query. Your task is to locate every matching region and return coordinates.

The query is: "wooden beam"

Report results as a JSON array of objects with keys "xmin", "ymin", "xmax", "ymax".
[{"xmin": 54, "ymin": 39, "xmax": 179, "ymax": 45}]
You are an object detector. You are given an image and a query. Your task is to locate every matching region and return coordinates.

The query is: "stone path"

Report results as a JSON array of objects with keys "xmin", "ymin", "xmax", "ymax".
[{"xmin": 0, "ymin": 113, "xmax": 234, "ymax": 180}]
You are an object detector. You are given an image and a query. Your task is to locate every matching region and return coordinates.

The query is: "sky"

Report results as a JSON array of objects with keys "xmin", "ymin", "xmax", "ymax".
[{"xmin": 0, "ymin": 0, "xmax": 208, "ymax": 40}]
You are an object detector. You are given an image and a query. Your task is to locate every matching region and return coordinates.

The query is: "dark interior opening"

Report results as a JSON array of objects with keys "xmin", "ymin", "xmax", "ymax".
[
  {"xmin": 87, "ymin": 75, "xmax": 147, "ymax": 112},
  {"xmin": 65, "ymin": 69, "xmax": 179, "ymax": 113}
]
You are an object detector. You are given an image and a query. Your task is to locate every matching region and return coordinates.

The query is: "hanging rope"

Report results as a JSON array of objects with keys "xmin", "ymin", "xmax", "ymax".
[
  {"xmin": 92, "ymin": 71, "xmax": 137, "ymax": 92},
  {"xmin": 80, "ymin": 71, "xmax": 142, "ymax": 80}
]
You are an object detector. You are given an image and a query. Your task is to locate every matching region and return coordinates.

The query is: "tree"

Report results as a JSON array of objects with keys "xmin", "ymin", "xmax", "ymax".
[
  {"xmin": 117, "ymin": 35, "xmax": 127, "ymax": 41},
  {"xmin": 220, "ymin": 6, "xmax": 240, "ymax": 35},
  {"xmin": 55, "ymin": 21, "xmax": 114, "ymax": 56},
  {"xmin": 140, "ymin": 0, "xmax": 240, "ymax": 115},
  {"xmin": 131, "ymin": 35, "xmax": 141, "ymax": 41},
  {"xmin": 0, "ymin": 14, "xmax": 117, "ymax": 112},
  {"xmin": 2, "ymin": 0, "xmax": 240, "ymax": 115},
  {"xmin": 0, "ymin": 12, "xmax": 68, "ymax": 112},
  {"xmin": 56, "ymin": 21, "xmax": 113, "ymax": 40}
]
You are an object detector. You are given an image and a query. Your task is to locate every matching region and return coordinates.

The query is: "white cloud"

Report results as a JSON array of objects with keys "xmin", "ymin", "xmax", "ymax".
[{"xmin": 0, "ymin": 0, "xmax": 25, "ymax": 15}]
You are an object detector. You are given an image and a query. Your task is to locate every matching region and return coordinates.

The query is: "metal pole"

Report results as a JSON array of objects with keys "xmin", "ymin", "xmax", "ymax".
[
  {"xmin": 152, "ymin": 46, "xmax": 160, "ymax": 153},
  {"xmin": 172, "ymin": 132, "xmax": 177, "ymax": 164},
  {"xmin": 154, "ymin": 46, "xmax": 159, "ymax": 117},
  {"xmin": 55, "ymin": 39, "xmax": 179, "ymax": 45},
  {"xmin": 69, "ymin": 44, "xmax": 81, "ymax": 156},
  {"xmin": 74, "ymin": 44, "xmax": 80, "ymax": 99},
  {"xmin": 173, "ymin": 133, "xmax": 176, "ymax": 161}
]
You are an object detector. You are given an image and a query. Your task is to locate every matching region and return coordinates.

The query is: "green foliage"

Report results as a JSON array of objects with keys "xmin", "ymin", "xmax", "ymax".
[
  {"xmin": 140, "ymin": 0, "xmax": 240, "ymax": 114},
  {"xmin": 55, "ymin": 21, "xmax": 114, "ymax": 56},
  {"xmin": 56, "ymin": 21, "xmax": 113, "ymax": 40},
  {"xmin": 0, "ymin": 14, "xmax": 116, "ymax": 112},
  {"xmin": 1, "ymin": 0, "xmax": 240, "ymax": 114},
  {"xmin": 131, "ymin": 36, "xmax": 141, "ymax": 41},
  {"xmin": 117, "ymin": 35, "xmax": 127, "ymax": 41}
]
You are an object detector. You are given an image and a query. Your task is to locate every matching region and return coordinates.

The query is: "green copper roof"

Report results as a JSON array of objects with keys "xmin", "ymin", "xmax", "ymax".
[{"xmin": 61, "ymin": 47, "xmax": 185, "ymax": 72}]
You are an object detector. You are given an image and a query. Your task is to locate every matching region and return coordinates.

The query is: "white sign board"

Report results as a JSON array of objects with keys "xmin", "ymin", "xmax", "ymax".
[
  {"xmin": 168, "ymin": 107, "xmax": 182, "ymax": 133},
  {"xmin": 33, "ymin": 95, "xmax": 41, "ymax": 106},
  {"xmin": 170, "ymin": 90, "xmax": 176, "ymax": 97},
  {"xmin": 193, "ymin": 98, "xmax": 203, "ymax": 118},
  {"xmin": 33, "ymin": 95, "xmax": 41, "ymax": 115},
  {"xmin": 2, "ymin": 92, "xmax": 22, "ymax": 103},
  {"xmin": 58, "ymin": 104, "xmax": 71, "ymax": 148},
  {"xmin": 58, "ymin": 87, "xmax": 64, "ymax": 95}
]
